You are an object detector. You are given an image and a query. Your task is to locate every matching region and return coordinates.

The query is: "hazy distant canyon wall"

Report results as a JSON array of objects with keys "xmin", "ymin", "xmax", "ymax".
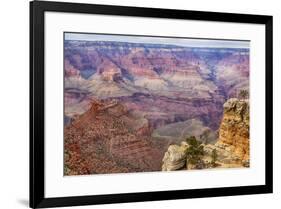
[{"xmin": 64, "ymin": 40, "xmax": 249, "ymax": 130}]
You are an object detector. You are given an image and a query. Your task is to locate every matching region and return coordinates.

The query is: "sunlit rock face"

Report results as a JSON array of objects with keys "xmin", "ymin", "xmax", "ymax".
[
  {"xmin": 161, "ymin": 99, "xmax": 250, "ymax": 171},
  {"xmin": 216, "ymin": 98, "xmax": 250, "ymax": 162}
]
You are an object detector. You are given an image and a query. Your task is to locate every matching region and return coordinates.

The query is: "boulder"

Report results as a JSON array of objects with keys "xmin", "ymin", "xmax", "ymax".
[{"xmin": 162, "ymin": 144, "xmax": 188, "ymax": 171}]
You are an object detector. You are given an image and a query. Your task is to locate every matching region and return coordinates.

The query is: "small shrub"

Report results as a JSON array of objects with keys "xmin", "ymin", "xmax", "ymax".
[{"xmin": 185, "ymin": 136, "xmax": 204, "ymax": 165}]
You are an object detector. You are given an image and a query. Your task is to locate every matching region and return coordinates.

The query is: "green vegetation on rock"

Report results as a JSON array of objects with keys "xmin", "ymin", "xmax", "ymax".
[{"xmin": 185, "ymin": 136, "xmax": 204, "ymax": 166}]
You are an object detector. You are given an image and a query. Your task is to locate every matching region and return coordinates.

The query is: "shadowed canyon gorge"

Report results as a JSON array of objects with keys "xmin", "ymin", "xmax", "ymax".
[{"xmin": 63, "ymin": 39, "xmax": 250, "ymax": 175}]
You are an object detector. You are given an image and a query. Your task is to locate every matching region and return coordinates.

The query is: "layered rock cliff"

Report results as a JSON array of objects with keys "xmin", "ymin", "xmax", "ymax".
[
  {"xmin": 162, "ymin": 98, "xmax": 250, "ymax": 171},
  {"xmin": 64, "ymin": 40, "xmax": 250, "ymax": 175},
  {"xmin": 64, "ymin": 40, "xmax": 249, "ymax": 130},
  {"xmin": 216, "ymin": 98, "xmax": 249, "ymax": 162},
  {"xmin": 64, "ymin": 100, "xmax": 162, "ymax": 175}
]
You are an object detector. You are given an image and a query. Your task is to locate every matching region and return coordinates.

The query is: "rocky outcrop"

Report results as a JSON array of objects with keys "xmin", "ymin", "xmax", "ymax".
[
  {"xmin": 161, "ymin": 98, "xmax": 250, "ymax": 171},
  {"xmin": 203, "ymin": 143, "xmax": 243, "ymax": 168},
  {"xmin": 64, "ymin": 100, "xmax": 162, "ymax": 175},
  {"xmin": 216, "ymin": 98, "xmax": 249, "ymax": 162},
  {"xmin": 162, "ymin": 142, "xmax": 189, "ymax": 171}
]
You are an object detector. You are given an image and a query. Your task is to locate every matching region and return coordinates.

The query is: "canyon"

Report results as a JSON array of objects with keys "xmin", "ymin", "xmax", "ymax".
[
  {"xmin": 64, "ymin": 40, "xmax": 250, "ymax": 175},
  {"xmin": 162, "ymin": 98, "xmax": 250, "ymax": 171}
]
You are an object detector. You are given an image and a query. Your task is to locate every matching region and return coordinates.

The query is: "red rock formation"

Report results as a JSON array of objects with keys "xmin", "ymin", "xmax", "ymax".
[
  {"xmin": 64, "ymin": 41, "xmax": 250, "ymax": 174},
  {"xmin": 64, "ymin": 100, "xmax": 162, "ymax": 175},
  {"xmin": 64, "ymin": 41, "xmax": 249, "ymax": 131}
]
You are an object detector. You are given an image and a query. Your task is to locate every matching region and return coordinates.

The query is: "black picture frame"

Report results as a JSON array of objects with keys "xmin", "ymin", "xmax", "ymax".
[{"xmin": 30, "ymin": 1, "xmax": 273, "ymax": 208}]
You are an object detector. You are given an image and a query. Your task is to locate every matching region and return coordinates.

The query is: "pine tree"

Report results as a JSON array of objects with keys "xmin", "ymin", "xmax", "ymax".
[{"xmin": 185, "ymin": 136, "xmax": 204, "ymax": 165}]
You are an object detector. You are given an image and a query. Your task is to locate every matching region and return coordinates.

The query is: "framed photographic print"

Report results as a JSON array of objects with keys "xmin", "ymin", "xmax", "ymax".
[{"xmin": 30, "ymin": 0, "xmax": 273, "ymax": 208}]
